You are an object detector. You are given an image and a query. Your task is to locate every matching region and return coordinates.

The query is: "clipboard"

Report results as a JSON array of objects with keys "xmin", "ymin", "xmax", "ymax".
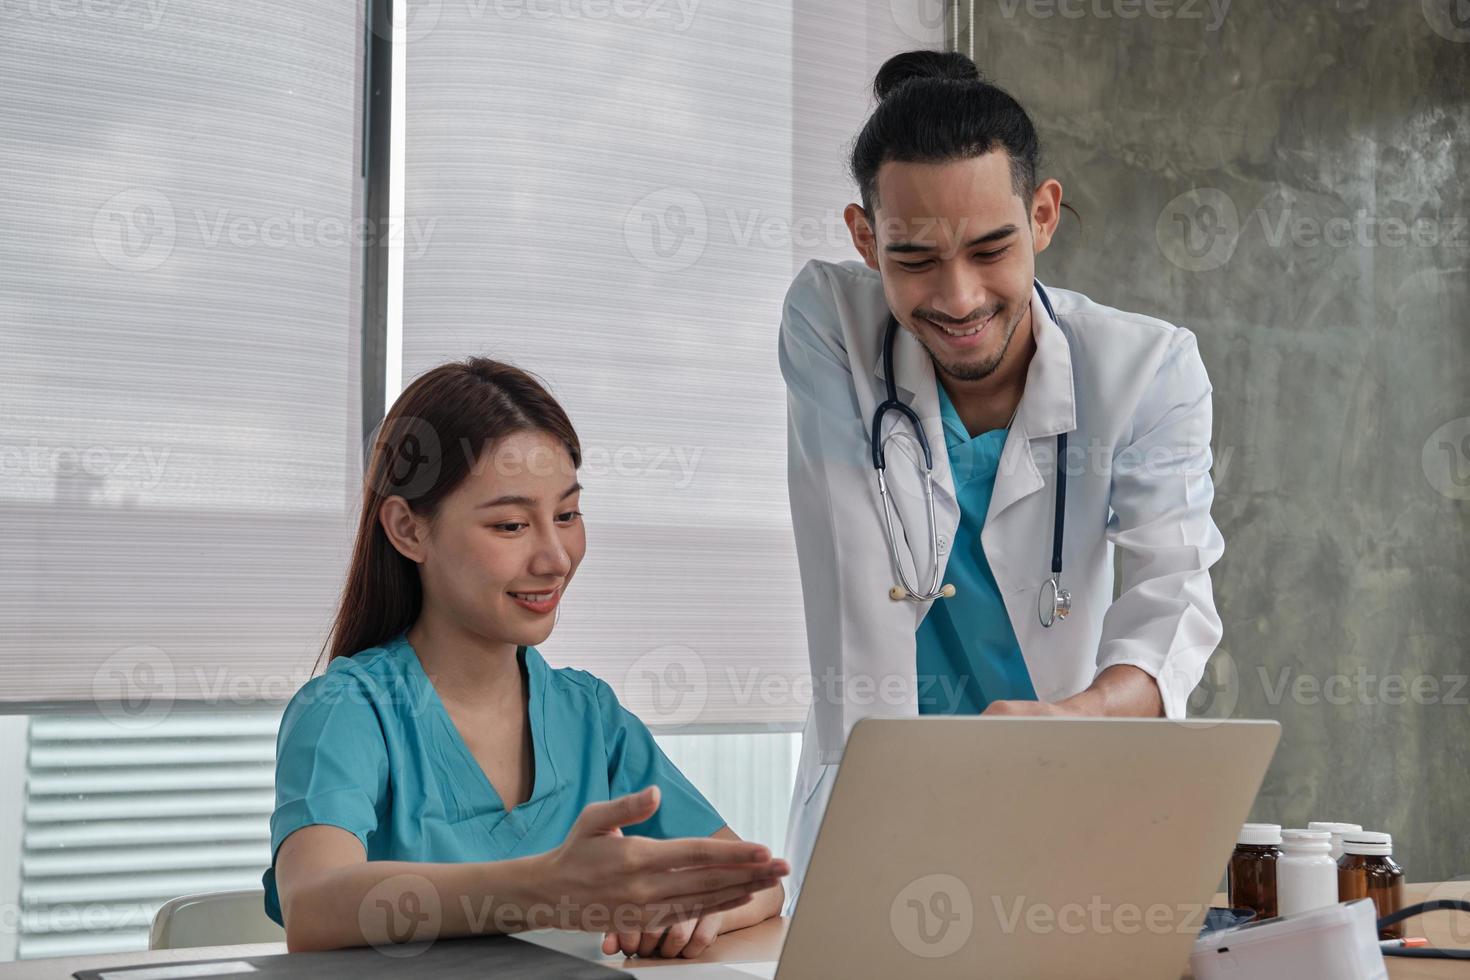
[{"xmin": 73, "ymin": 934, "xmax": 634, "ymax": 980}]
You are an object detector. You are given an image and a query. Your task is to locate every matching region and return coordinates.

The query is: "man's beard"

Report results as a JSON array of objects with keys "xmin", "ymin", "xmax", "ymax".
[{"xmin": 914, "ymin": 303, "xmax": 1027, "ymax": 383}]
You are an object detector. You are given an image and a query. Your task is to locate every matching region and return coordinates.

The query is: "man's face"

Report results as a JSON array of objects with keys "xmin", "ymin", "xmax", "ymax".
[{"xmin": 848, "ymin": 150, "xmax": 1052, "ymax": 383}]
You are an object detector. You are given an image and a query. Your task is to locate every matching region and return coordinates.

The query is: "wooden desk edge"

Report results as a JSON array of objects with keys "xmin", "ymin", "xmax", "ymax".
[{"xmin": 2, "ymin": 881, "xmax": 1465, "ymax": 979}]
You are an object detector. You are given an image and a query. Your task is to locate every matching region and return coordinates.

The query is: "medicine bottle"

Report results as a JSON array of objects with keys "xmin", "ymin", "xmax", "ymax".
[
  {"xmin": 1228, "ymin": 823, "xmax": 1281, "ymax": 921},
  {"xmin": 1277, "ymin": 828, "xmax": 1338, "ymax": 915},
  {"xmin": 1338, "ymin": 832, "xmax": 1405, "ymax": 940},
  {"xmin": 1307, "ymin": 821, "xmax": 1362, "ymax": 862}
]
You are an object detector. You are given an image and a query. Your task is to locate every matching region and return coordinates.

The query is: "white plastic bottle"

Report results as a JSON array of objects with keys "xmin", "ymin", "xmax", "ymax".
[
  {"xmin": 1277, "ymin": 828, "xmax": 1339, "ymax": 915},
  {"xmin": 1308, "ymin": 821, "xmax": 1362, "ymax": 862}
]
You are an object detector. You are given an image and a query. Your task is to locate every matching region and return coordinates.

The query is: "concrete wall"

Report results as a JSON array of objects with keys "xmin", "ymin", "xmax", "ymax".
[{"xmin": 956, "ymin": 0, "xmax": 1470, "ymax": 883}]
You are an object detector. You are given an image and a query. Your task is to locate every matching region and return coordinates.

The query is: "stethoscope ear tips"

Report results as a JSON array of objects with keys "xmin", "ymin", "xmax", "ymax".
[{"xmin": 890, "ymin": 583, "xmax": 957, "ymax": 600}]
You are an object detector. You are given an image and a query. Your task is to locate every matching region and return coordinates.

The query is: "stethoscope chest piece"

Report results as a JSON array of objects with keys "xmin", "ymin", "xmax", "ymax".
[{"xmin": 1039, "ymin": 576, "xmax": 1071, "ymax": 628}]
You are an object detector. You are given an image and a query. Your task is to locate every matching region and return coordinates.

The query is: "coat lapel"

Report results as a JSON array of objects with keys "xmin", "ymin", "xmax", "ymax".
[{"xmin": 987, "ymin": 281, "xmax": 1078, "ymax": 524}]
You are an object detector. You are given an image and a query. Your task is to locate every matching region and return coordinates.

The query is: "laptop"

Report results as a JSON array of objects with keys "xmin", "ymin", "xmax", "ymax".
[{"xmin": 748, "ymin": 716, "xmax": 1280, "ymax": 980}]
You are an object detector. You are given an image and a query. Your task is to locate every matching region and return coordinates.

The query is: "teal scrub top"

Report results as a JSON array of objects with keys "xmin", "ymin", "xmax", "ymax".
[
  {"xmin": 914, "ymin": 383, "xmax": 1039, "ymax": 715},
  {"xmin": 261, "ymin": 632, "xmax": 726, "ymax": 926}
]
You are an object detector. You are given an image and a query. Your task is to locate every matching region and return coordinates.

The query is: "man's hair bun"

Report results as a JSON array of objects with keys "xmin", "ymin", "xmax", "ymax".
[{"xmin": 873, "ymin": 49, "xmax": 983, "ymax": 101}]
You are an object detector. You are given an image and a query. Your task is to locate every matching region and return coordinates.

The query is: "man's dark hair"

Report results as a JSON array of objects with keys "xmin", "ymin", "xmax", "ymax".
[{"xmin": 851, "ymin": 49, "xmax": 1043, "ymax": 216}]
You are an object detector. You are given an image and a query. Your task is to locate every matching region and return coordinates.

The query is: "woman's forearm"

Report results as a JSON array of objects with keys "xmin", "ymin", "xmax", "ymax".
[
  {"xmin": 284, "ymin": 855, "xmax": 545, "ymax": 952},
  {"xmin": 717, "ymin": 880, "xmax": 786, "ymax": 934}
]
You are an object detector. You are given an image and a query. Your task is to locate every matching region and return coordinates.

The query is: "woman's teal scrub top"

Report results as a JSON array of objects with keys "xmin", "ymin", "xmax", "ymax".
[
  {"xmin": 914, "ymin": 383, "xmax": 1039, "ymax": 715},
  {"xmin": 261, "ymin": 632, "xmax": 726, "ymax": 926}
]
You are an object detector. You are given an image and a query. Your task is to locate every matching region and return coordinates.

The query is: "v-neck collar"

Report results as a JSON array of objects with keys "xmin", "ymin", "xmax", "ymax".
[
  {"xmin": 393, "ymin": 632, "xmax": 557, "ymax": 822},
  {"xmin": 936, "ymin": 380, "xmax": 1009, "ymax": 447},
  {"xmin": 936, "ymin": 381, "xmax": 1011, "ymax": 488}
]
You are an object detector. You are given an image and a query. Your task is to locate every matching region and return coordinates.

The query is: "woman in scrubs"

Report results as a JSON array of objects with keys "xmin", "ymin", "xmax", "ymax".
[{"xmin": 264, "ymin": 358, "xmax": 788, "ymax": 956}]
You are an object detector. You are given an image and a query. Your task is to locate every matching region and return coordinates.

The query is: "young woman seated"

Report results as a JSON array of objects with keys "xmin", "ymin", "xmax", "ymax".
[{"xmin": 262, "ymin": 358, "xmax": 787, "ymax": 958}]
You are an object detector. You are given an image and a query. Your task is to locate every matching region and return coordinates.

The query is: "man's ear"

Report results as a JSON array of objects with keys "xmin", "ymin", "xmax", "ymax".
[
  {"xmin": 1029, "ymin": 177, "xmax": 1064, "ymax": 254},
  {"xmin": 844, "ymin": 202, "xmax": 879, "ymax": 270},
  {"xmin": 378, "ymin": 495, "xmax": 427, "ymax": 563}
]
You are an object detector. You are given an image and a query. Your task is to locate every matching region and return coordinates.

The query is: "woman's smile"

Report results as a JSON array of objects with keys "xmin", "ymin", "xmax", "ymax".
[{"xmin": 508, "ymin": 588, "xmax": 561, "ymax": 615}]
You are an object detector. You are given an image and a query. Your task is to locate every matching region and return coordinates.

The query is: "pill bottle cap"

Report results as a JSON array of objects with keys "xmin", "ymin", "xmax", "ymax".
[
  {"xmin": 1342, "ymin": 832, "xmax": 1393, "ymax": 856},
  {"xmin": 1281, "ymin": 828, "xmax": 1331, "ymax": 846},
  {"xmin": 1237, "ymin": 823, "xmax": 1282, "ymax": 846},
  {"xmin": 1308, "ymin": 822, "xmax": 1362, "ymax": 834}
]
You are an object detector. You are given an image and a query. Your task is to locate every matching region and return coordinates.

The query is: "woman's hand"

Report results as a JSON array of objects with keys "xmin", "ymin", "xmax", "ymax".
[
  {"xmin": 531, "ymin": 786, "xmax": 787, "ymax": 935},
  {"xmin": 601, "ymin": 910, "xmax": 726, "ymax": 959},
  {"xmin": 598, "ymin": 826, "xmax": 787, "ymax": 959}
]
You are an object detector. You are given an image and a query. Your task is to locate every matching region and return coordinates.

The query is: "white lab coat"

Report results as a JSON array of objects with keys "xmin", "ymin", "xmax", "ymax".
[{"xmin": 778, "ymin": 259, "xmax": 1225, "ymax": 911}]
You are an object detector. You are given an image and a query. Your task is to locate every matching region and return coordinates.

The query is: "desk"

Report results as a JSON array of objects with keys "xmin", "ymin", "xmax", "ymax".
[{"xmin": 2, "ymin": 881, "xmax": 1465, "ymax": 980}]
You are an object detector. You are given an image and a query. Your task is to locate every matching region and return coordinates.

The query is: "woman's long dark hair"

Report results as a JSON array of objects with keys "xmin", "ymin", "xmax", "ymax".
[
  {"xmin": 316, "ymin": 357, "xmax": 581, "ymax": 670},
  {"xmin": 851, "ymin": 49, "xmax": 1074, "ymax": 222}
]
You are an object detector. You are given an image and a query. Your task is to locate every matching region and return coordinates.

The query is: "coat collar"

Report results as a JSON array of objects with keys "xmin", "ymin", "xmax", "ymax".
[{"xmin": 873, "ymin": 280, "xmax": 1077, "ymax": 441}]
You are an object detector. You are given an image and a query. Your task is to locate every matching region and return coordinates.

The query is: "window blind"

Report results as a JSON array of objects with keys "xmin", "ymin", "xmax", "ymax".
[
  {"xmin": 400, "ymin": 0, "xmax": 941, "ymax": 727},
  {"xmin": 0, "ymin": 1, "xmax": 365, "ymax": 706}
]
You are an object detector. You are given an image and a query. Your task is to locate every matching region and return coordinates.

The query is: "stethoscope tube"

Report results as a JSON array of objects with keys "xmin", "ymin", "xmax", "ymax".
[
  {"xmin": 1039, "ymin": 427, "xmax": 1071, "ymax": 628},
  {"xmin": 874, "ymin": 315, "xmax": 946, "ymax": 602},
  {"xmin": 1376, "ymin": 900, "xmax": 1470, "ymax": 959},
  {"xmin": 871, "ymin": 280, "xmax": 1070, "ymax": 625}
]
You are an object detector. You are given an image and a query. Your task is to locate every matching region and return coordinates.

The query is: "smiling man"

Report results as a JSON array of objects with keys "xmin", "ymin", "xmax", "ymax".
[{"xmin": 777, "ymin": 50, "xmax": 1227, "ymax": 907}]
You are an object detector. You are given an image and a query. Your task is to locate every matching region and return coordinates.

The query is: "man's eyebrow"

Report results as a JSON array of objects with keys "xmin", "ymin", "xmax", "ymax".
[
  {"xmin": 476, "ymin": 482, "xmax": 582, "ymax": 508},
  {"xmin": 884, "ymin": 224, "xmax": 1020, "ymax": 254}
]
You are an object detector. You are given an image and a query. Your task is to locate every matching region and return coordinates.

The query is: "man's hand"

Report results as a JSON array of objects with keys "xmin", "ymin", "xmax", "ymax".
[
  {"xmin": 980, "ymin": 699, "xmax": 1085, "ymax": 717},
  {"xmin": 601, "ymin": 910, "xmax": 726, "ymax": 959},
  {"xmin": 981, "ymin": 665, "xmax": 1165, "ymax": 718}
]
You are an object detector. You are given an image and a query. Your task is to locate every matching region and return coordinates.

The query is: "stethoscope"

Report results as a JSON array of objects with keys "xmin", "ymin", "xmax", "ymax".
[{"xmin": 871, "ymin": 280, "xmax": 1071, "ymax": 628}]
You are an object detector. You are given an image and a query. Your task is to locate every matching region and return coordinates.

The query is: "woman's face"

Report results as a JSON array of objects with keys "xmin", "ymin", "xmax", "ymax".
[{"xmin": 391, "ymin": 428, "xmax": 586, "ymax": 649}]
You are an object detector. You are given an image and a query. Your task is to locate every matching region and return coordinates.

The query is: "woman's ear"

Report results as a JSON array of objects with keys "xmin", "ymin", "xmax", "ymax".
[{"xmin": 378, "ymin": 495, "xmax": 428, "ymax": 563}]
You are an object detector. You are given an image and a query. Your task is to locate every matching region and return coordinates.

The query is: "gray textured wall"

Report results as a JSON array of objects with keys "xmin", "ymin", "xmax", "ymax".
[{"xmin": 956, "ymin": 0, "xmax": 1469, "ymax": 883}]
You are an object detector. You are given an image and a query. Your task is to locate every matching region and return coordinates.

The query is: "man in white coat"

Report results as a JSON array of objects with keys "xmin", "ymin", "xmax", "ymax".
[{"xmin": 779, "ymin": 49, "xmax": 1226, "ymax": 909}]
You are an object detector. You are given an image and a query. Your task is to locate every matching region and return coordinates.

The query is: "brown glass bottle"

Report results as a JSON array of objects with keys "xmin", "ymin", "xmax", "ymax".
[
  {"xmin": 1338, "ymin": 832, "xmax": 1405, "ymax": 940},
  {"xmin": 1228, "ymin": 824, "xmax": 1282, "ymax": 921}
]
